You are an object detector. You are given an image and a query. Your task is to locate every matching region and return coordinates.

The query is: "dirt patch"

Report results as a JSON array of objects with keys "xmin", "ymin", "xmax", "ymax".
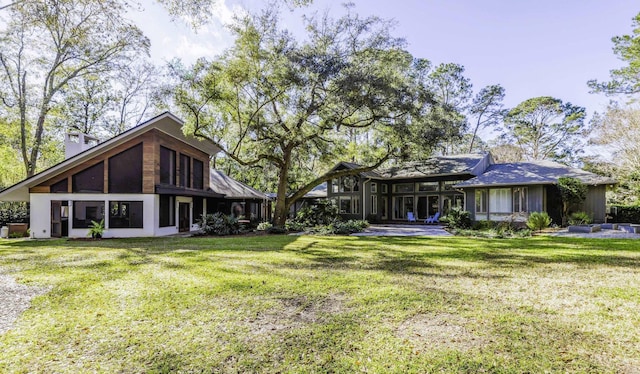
[
  {"xmin": 0, "ymin": 273, "xmax": 50, "ymax": 335},
  {"xmin": 245, "ymin": 293, "xmax": 350, "ymax": 335},
  {"xmin": 396, "ymin": 313, "xmax": 483, "ymax": 352}
]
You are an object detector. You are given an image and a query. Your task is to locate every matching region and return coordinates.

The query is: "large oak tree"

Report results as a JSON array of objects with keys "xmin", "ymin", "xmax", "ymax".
[{"xmin": 171, "ymin": 8, "xmax": 450, "ymax": 226}]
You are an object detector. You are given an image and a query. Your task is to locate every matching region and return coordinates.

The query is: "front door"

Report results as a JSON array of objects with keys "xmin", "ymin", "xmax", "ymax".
[
  {"xmin": 428, "ymin": 195, "xmax": 439, "ymax": 217},
  {"xmin": 51, "ymin": 201, "xmax": 62, "ymax": 237},
  {"xmin": 178, "ymin": 202, "xmax": 190, "ymax": 232}
]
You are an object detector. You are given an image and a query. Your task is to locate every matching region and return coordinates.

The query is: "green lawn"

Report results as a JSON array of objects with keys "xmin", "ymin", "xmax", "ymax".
[{"xmin": 1, "ymin": 235, "xmax": 639, "ymax": 373}]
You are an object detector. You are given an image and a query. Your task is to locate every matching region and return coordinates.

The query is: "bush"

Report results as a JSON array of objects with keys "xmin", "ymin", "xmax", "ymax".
[
  {"xmin": 310, "ymin": 220, "xmax": 369, "ymax": 235},
  {"xmin": 0, "ymin": 202, "xmax": 28, "ymax": 227},
  {"xmin": 610, "ymin": 205, "xmax": 640, "ymax": 223},
  {"xmin": 285, "ymin": 219, "xmax": 306, "ymax": 232},
  {"xmin": 446, "ymin": 208, "xmax": 472, "ymax": 230},
  {"xmin": 256, "ymin": 221, "xmax": 273, "ymax": 231},
  {"xmin": 568, "ymin": 211, "xmax": 592, "ymax": 225},
  {"xmin": 526, "ymin": 212, "xmax": 552, "ymax": 232},
  {"xmin": 197, "ymin": 213, "xmax": 240, "ymax": 236},
  {"xmin": 292, "ymin": 199, "xmax": 339, "ymax": 228}
]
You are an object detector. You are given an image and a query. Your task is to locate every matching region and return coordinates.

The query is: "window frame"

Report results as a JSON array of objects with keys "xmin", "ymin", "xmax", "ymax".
[
  {"xmin": 475, "ymin": 189, "xmax": 488, "ymax": 214},
  {"xmin": 109, "ymin": 201, "xmax": 144, "ymax": 229}
]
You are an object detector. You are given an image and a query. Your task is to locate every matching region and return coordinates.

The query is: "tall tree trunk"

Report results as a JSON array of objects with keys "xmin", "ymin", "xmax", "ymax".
[{"xmin": 273, "ymin": 152, "xmax": 291, "ymax": 227}]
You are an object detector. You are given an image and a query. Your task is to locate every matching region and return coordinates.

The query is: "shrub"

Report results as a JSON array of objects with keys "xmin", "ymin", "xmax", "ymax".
[
  {"xmin": 446, "ymin": 208, "xmax": 472, "ymax": 229},
  {"xmin": 197, "ymin": 212, "xmax": 240, "ymax": 236},
  {"xmin": 568, "ymin": 211, "xmax": 592, "ymax": 225},
  {"xmin": 256, "ymin": 221, "xmax": 273, "ymax": 231},
  {"xmin": 285, "ymin": 219, "xmax": 306, "ymax": 232},
  {"xmin": 610, "ymin": 205, "xmax": 640, "ymax": 223},
  {"xmin": 526, "ymin": 212, "xmax": 552, "ymax": 232},
  {"xmin": 292, "ymin": 199, "xmax": 339, "ymax": 228},
  {"xmin": 0, "ymin": 202, "xmax": 28, "ymax": 227},
  {"xmin": 311, "ymin": 220, "xmax": 369, "ymax": 235}
]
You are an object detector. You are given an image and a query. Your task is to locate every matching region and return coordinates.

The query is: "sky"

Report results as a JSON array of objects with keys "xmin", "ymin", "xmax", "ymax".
[{"xmin": 130, "ymin": 0, "xmax": 639, "ymax": 141}]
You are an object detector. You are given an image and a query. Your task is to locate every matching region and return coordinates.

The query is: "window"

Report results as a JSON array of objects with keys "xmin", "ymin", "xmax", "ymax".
[
  {"xmin": 393, "ymin": 183, "xmax": 414, "ymax": 193},
  {"xmin": 339, "ymin": 196, "xmax": 352, "ymax": 214},
  {"xmin": 371, "ymin": 195, "xmax": 378, "ymax": 214},
  {"xmin": 192, "ymin": 197, "xmax": 204, "ymax": 224},
  {"xmin": 442, "ymin": 180, "xmax": 464, "ymax": 191},
  {"xmin": 159, "ymin": 195, "xmax": 175, "ymax": 227},
  {"xmin": 513, "ymin": 187, "xmax": 528, "ymax": 213},
  {"xmin": 417, "ymin": 182, "xmax": 438, "ymax": 192},
  {"xmin": 192, "ymin": 159, "xmax": 204, "ymax": 190},
  {"xmin": 490, "ymin": 188, "xmax": 512, "ymax": 213},
  {"xmin": 109, "ymin": 201, "xmax": 143, "ymax": 228},
  {"xmin": 331, "ymin": 179, "xmax": 339, "ymax": 193},
  {"xmin": 371, "ymin": 182, "xmax": 377, "ymax": 193},
  {"xmin": 108, "ymin": 143, "xmax": 142, "ymax": 193},
  {"xmin": 381, "ymin": 184, "xmax": 388, "ymax": 194},
  {"xmin": 72, "ymin": 201, "xmax": 104, "ymax": 228},
  {"xmin": 160, "ymin": 146, "xmax": 176, "ymax": 185},
  {"xmin": 51, "ymin": 178, "xmax": 68, "ymax": 193},
  {"xmin": 72, "ymin": 162, "xmax": 104, "ymax": 193},
  {"xmin": 353, "ymin": 196, "xmax": 360, "ymax": 215},
  {"xmin": 179, "ymin": 154, "xmax": 191, "ymax": 188},
  {"xmin": 475, "ymin": 189, "xmax": 487, "ymax": 213},
  {"xmin": 339, "ymin": 176, "xmax": 359, "ymax": 193}
]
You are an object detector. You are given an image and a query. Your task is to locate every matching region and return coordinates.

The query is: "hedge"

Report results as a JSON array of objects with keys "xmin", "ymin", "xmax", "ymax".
[{"xmin": 610, "ymin": 205, "xmax": 640, "ymax": 223}]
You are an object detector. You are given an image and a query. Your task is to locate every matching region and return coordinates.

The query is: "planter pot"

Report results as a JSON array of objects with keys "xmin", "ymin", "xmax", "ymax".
[
  {"xmin": 618, "ymin": 224, "xmax": 640, "ymax": 234},
  {"xmin": 601, "ymin": 223, "xmax": 618, "ymax": 230},
  {"xmin": 568, "ymin": 224, "xmax": 602, "ymax": 233}
]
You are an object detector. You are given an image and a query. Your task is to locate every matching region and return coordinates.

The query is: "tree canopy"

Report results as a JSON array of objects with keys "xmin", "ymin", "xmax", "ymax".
[{"xmin": 170, "ymin": 8, "xmax": 457, "ymax": 226}]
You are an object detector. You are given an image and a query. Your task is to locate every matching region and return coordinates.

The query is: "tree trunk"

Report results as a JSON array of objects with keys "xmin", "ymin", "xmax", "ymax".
[{"xmin": 272, "ymin": 152, "xmax": 291, "ymax": 228}]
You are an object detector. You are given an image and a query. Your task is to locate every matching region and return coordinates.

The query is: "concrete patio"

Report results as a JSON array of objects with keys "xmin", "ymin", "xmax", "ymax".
[{"xmin": 352, "ymin": 224, "xmax": 451, "ymax": 237}]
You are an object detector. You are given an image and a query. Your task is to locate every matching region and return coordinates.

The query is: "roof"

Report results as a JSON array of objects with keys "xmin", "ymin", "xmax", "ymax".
[
  {"xmin": 454, "ymin": 160, "xmax": 617, "ymax": 188},
  {"xmin": 208, "ymin": 170, "xmax": 270, "ymax": 200},
  {"xmin": 0, "ymin": 112, "xmax": 220, "ymax": 201},
  {"xmin": 265, "ymin": 182, "xmax": 327, "ymax": 200},
  {"xmin": 378, "ymin": 153, "xmax": 489, "ymax": 179},
  {"xmin": 331, "ymin": 162, "xmax": 382, "ymax": 178}
]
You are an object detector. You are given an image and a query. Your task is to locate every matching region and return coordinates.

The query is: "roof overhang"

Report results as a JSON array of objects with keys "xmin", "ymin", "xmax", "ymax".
[{"xmin": 0, "ymin": 112, "xmax": 220, "ymax": 202}]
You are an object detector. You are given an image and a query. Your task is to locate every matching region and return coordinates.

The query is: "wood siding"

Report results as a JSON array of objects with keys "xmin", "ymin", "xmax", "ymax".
[{"xmin": 31, "ymin": 129, "xmax": 211, "ymax": 194}]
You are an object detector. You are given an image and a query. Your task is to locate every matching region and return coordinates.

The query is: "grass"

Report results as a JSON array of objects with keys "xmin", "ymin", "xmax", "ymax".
[{"xmin": 1, "ymin": 235, "xmax": 639, "ymax": 373}]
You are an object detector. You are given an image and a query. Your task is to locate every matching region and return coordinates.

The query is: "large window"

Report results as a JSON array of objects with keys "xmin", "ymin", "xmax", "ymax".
[
  {"xmin": 339, "ymin": 196, "xmax": 352, "ymax": 214},
  {"xmin": 51, "ymin": 178, "xmax": 68, "ymax": 193},
  {"xmin": 371, "ymin": 182, "xmax": 377, "ymax": 193},
  {"xmin": 393, "ymin": 183, "xmax": 414, "ymax": 193},
  {"xmin": 417, "ymin": 182, "xmax": 438, "ymax": 192},
  {"xmin": 371, "ymin": 195, "xmax": 378, "ymax": 214},
  {"xmin": 72, "ymin": 201, "xmax": 104, "ymax": 228},
  {"xmin": 108, "ymin": 143, "xmax": 142, "ymax": 193},
  {"xmin": 193, "ymin": 159, "xmax": 204, "ymax": 190},
  {"xmin": 192, "ymin": 197, "xmax": 203, "ymax": 224},
  {"xmin": 513, "ymin": 187, "xmax": 528, "ymax": 213},
  {"xmin": 109, "ymin": 201, "xmax": 143, "ymax": 228},
  {"xmin": 179, "ymin": 154, "xmax": 191, "ymax": 188},
  {"xmin": 475, "ymin": 189, "xmax": 487, "ymax": 213},
  {"xmin": 159, "ymin": 195, "xmax": 175, "ymax": 227},
  {"xmin": 160, "ymin": 146, "xmax": 176, "ymax": 185},
  {"xmin": 489, "ymin": 188, "xmax": 512, "ymax": 213},
  {"xmin": 72, "ymin": 162, "xmax": 104, "ymax": 193},
  {"xmin": 393, "ymin": 196, "xmax": 414, "ymax": 220},
  {"xmin": 352, "ymin": 196, "xmax": 360, "ymax": 215}
]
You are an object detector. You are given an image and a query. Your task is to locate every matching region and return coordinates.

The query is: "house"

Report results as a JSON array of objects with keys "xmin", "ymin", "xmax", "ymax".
[
  {"xmin": 326, "ymin": 154, "xmax": 615, "ymax": 224},
  {"xmin": 207, "ymin": 170, "xmax": 271, "ymax": 221},
  {"xmin": 454, "ymin": 160, "xmax": 616, "ymax": 224},
  {"xmin": 267, "ymin": 182, "xmax": 327, "ymax": 218},
  {"xmin": 0, "ymin": 112, "xmax": 269, "ymax": 238}
]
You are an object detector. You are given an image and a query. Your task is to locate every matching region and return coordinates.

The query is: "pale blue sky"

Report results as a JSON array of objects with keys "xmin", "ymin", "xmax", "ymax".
[{"xmin": 132, "ymin": 0, "xmax": 639, "ymax": 133}]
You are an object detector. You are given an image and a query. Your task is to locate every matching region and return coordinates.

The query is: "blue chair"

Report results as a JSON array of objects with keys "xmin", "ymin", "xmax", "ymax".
[
  {"xmin": 407, "ymin": 212, "xmax": 417, "ymax": 222},
  {"xmin": 425, "ymin": 212, "xmax": 440, "ymax": 224}
]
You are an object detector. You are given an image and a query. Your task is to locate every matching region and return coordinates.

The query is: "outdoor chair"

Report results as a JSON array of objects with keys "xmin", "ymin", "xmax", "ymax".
[
  {"xmin": 407, "ymin": 212, "xmax": 417, "ymax": 222},
  {"xmin": 425, "ymin": 211, "xmax": 440, "ymax": 224}
]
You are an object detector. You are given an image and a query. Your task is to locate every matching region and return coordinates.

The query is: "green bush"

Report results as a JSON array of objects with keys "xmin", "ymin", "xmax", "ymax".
[
  {"xmin": 446, "ymin": 208, "xmax": 472, "ymax": 229},
  {"xmin": 610, "ymin": 205, "xmax": 640, "ymax": 223},
  {"xmin": 311, "ymin": 220, "xmax": 369, "ymax": 235},
  {"xmin": 0, "ymin": 202, "xmax": 28, "ymax": 227},
  {"xmin": 256, "ymin": 221, "xmax": 273, "ymax": 231},
  {"xmin": 285, "ymin": 219, "xmax": 306, "ymax": 232},
  {"xmin": 526, "ymin": 212, "xmax": 552, "ymax": 232},
  {"xmin": 568, "ymin": 211, "xmax": 592, "ymax": 225},
  {"xmin": 472, "ymin": 220, "xmax": 494, "ymax": 230},
  {"xmin": 197, "ymin": 213, "xmax": 240, "ymax": 236},
  {"xmin": 292, "ymin": 199, "xmax": 339, "ymax": 228}
]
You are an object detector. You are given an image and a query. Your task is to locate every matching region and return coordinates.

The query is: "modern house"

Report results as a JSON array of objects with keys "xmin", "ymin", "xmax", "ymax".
[
  {"xmin": 326, "ymin": 154, "xmax": 615, "ymax": 224},
  {"xmin": 0, "ymin": 112, "xmax": 269, "ymax": 238}
]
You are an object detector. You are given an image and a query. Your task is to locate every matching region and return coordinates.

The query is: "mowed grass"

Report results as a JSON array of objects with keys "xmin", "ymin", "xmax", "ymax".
[{"xmin": 1, "ymin": 235, "xmax": 639, "ymax": 373}]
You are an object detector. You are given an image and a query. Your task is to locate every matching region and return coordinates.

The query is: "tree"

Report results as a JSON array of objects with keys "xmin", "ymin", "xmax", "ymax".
[
  {"xmin": 588, "ymin": 12, "xmax": 640, "ymax": 96},
  {"xmin": 557, "ymin": 177, "xmax": 588, "ymax": 226},
  {"xmin": 589, "ymin": 104, "xmax": 640, "ymax": 204},
  {"xmin": 0, "ymin": 0, "xmax": 149, "ymax": 177},
  {"xmin": 171, "ymin": 8, "xmax": 445, "ymax": 227},
  {"xmin": 468, "ymin": 84, "xmax": 506, "ymax": 152},
  {"xmin": 501, "ymin": 96, "xmax": 586, "ymax": 163}
]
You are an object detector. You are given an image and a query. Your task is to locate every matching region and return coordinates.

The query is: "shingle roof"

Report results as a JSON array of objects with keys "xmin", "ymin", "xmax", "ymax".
[
  {"xmin": 209, "ymin": 170, "xmax": 271, "ymax": 200},
  {"xmin": 378, "ymin": 154, "xmax": 487, "ymax": 179},
  {"xmin": 454, "ymin": 160, "xmax": 617, "ymax": 188}
]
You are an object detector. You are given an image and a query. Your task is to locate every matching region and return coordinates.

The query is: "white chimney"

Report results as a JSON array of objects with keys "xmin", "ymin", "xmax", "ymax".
[{"xmin": 65, "ymin": 132, "xmax": 100, "ymax": 159}]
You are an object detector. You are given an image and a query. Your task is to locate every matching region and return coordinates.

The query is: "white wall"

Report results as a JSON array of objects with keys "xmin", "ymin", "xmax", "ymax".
[{"xmin": 31, "ymin": 193, "xmax": 158, "ymax": 238}]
